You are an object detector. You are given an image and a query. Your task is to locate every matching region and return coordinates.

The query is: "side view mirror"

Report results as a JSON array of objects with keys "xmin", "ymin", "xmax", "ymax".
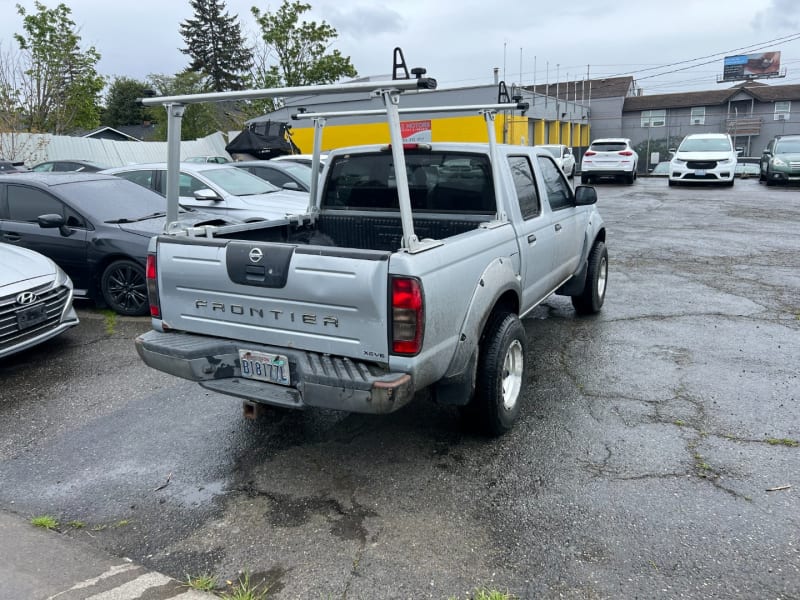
[
  {"xmin": 574, "ymin": 185, "xmax": 597, "ymax": 206},
  {"xmin": 193, "ymin": 188, "xmax": 222, "ymax": 202},
  {"xmin": 37, "ymin": 213, "xmax": 73, "ymax": 237},
  {"xmin": 282, "ymin": 181, "xmax": 301, "ymax": 191}
]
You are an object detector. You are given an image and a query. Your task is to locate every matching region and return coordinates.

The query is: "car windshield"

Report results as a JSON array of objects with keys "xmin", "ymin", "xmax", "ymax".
[
  {"xmin": 540, "ymin": 147, "xmax": 561, "ymax": 158},
  {"xmin": 58, "ymin": 178, "xmax": 169, "ymax": 221},
  {"xmin": 775, "ymin": 139, "xmax": 800, "ymax": 153},
  {"xmin": 279, "ymin": 163, "xmax": 313, "ymax": 187},
  {"xmin": 202, "ymin": 167, "xmax": 280, "ymax": 195},
  {"xmin": 590, "ymin": 142, "xmax": 627, "ymax": 152},
  {"xmin": 679, "ymin": 138, "xmax": 732, "ymax": 152}
]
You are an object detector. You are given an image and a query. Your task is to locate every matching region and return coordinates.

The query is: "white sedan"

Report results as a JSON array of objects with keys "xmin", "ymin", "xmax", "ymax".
[{"xmin": 537, "ymin": 144, "xmax": 576, "ymax": 178}]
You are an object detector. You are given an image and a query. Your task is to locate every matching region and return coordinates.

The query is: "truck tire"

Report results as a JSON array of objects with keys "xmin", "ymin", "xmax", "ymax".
[
  {"xmin": 466, "ymin": 311, "xmax": 527, "ymax": 436},
  {"xmin": 571, "ymin": 241, "xmax": 608, "ymax": 315},
  {"xmin": 100, "ymin": 259, "xmax": 148, "ymax": 316}
]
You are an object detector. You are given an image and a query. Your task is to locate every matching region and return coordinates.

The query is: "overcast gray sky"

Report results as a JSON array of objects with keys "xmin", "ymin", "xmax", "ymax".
[{"xmin": 1, "ymin": 0, "xmax": 799, "ymax": 95}]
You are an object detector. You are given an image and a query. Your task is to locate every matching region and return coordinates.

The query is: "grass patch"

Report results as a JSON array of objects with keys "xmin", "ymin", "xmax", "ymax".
[
  {"xmin": 184, "ymin": 573, "xmax": 217, "ymax": 592},
  {"xmin": 765, "ymin": 438, "xmax": 799, "ymax": 447},
  {"xmin": 220, "ymin": 571, "xmax": 270, "ymax": 600},
  {"xmin": 67, "ymin": 520, "xmax": 86, "ymax": 529},
  {"xmin": 673, "ymin": 419, "xmax": 686, "ymax": 427},
  {"xmin": 102, "ymin": 309, "xmax": 117, "ymax": 335},
  {"xmin": 30, "ymin": 515, "xmax": 58, "ymax": 530},
  {"xmin": 449, "ymin": 589, "xmax": 517, "ymax": 600},
  {"xmin": 114, "ymin": 519, "xmax": 130, "ymax": 528}
]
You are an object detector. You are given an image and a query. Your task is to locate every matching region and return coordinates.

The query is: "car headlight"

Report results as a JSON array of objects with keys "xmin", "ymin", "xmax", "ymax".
[
  {"xmin": 672, "ymin": 159, "xmax": 686, "ymax": 166},
  {"xmin": 53, "ymin": 265, "xmax": 73, "ymax": 290},
  {"xmin": 719, "ymin": 159, "xmax": 735, "ymax": 166},
  {"xmin": 772, "ymin": 157, "xmax": 787, "ymax": 167}
]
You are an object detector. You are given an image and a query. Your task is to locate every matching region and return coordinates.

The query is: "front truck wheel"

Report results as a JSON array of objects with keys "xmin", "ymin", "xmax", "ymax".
[
  {"xmin": 571, "ymin": 241, "xmax": 608, "ymax": 315},
  {"xmin": 464, "ymin": 312, "xmax": 527, "ymax": 436}
]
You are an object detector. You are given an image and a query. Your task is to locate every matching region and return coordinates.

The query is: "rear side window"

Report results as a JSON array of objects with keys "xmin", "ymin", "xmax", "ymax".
[
  {"xmin": 590, "ymin": 142, "xmax": 627, "ymax": 152},
  {"xmin": 7, "ymin": 185, "xmax": 62, "ymax": 222},
  {"xmin": 507, "ymin": 155, "xmax": 540, "ymax": 219},
  {"xmin": 323, "ymin": 151, "xmax": 496, "ymax": 214}
]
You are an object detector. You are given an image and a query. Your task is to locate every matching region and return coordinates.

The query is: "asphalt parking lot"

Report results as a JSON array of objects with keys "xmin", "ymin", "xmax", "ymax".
[{"xmin": 0, "ymin": 177, "xmax": 798, "ymax": 599}]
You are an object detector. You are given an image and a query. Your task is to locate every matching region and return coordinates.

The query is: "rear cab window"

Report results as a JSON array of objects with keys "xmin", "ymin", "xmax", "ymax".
[{"xmin": 323, "ymin": 151, "xmax": 496, "ymax": 214}]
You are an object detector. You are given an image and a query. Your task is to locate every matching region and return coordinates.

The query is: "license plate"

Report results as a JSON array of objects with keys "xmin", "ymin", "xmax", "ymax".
[
  {"xmin": 238, "ymin": 349, "xmax": 291, "ymax": 386},
  {"xmin": 16, "ymin": 303, "xmax": 48, "ymax": 331},
  {"xmin": 694, "ymin": 169, "xmax": 706, "ymax": 176}
]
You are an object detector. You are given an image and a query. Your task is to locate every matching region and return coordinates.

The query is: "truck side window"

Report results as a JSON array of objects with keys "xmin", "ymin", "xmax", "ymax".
[
  {"xmin": 507, "ymin": 155, "xmax": 540, "ymax": 220},
  {"xmin": 537, "ymin": 156, "xmax": 573, "ymax": 211}
]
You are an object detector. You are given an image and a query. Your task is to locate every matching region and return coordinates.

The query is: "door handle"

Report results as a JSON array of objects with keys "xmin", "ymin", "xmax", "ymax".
[
  {"xmin": 554, "ymin": 223, "xmax": 562, "ymax": 232},
  {"xmin": 2, "ymin": 233, "xmax": 21, "ymax": 242},
  {"xmin": 527, "ymin": 234, "xmax": 536, "ymax": 244}
]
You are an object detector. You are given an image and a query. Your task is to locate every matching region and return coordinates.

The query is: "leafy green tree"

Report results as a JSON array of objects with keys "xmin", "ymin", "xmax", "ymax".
[
  {"xmin": 103, "ymin": 77, "xmax": 150, "ymax": 128},
  {"xmin": 247, "ymin": 0, "xmax": 356, "ymax": 117},
  {"xmin": 146, "ymin": 71, "xmax": 220, "ymax": 140},
  {"xmin": 13, "ymin": 1, "xmax": 105, "ymax": 133},
  {"xmin": 180, "ymin": 0, "xmax": 253, "ymax": 92}
]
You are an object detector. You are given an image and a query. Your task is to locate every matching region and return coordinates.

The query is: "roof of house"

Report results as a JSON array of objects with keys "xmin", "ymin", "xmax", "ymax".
[
  {"xmin": 623, "ymin": 81, "xmax": 800, "ymax": 111},
  {"xmin": 524, "ymin": 76, "xmax": 636, "ymax": 100}
]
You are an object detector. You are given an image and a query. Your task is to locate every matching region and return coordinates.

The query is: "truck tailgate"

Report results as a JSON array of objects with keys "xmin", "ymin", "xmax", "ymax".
[{"xmin": 155, "ymin": 238, "xmax": 391, "ymax": 361}]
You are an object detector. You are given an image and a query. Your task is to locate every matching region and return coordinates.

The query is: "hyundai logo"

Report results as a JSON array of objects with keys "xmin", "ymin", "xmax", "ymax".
[
  {"xmin": 249, "ymin": 247, "xmax": 263, "ymax": 263},
  {"xmin": 16, "ymin": 291, "xmax": 38, "ymax": 305}
]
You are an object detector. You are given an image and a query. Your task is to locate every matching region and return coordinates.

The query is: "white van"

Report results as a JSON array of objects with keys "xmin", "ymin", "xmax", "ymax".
[{"xmin": 669, "ymin": 133, "xmax": 737, "ymax": 186}]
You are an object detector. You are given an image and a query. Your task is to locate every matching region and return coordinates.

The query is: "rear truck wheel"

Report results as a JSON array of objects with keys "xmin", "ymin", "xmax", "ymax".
[
  {"xmin": 464, "ymin": 311, "xmax": 527, "ymax": 436},
  {"xmin": 100, "ymin": 259, "xmax": 148, "ymax": 316},
  {"xmin": 571, "ymin": 241, "xmax": 608, "ymax": 315}
]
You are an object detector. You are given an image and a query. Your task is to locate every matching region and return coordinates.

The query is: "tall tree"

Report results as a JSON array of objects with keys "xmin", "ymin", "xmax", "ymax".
[
  {"xmin": 147, "ymin": 71, "xmax": 220, "ymax": 140},
  {"xmin": 103, "ymin": 77, "xmax": 150, "ymax": 128},
  {"xmin": 13, "ymin": 1, "xmax": 105, "ymax": 134},
  {"xmin": 180, "ymin": 0, "xmax": 253, "ymax": 92},
  {"xmin": 251, "ymin": 0, "xmax": 357, "ymax": 89}
]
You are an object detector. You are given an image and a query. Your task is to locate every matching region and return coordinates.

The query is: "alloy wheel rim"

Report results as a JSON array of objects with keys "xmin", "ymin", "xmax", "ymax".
[{"xmin": 502, "ymin": 339, "xmax": 524, "ymax": 410}]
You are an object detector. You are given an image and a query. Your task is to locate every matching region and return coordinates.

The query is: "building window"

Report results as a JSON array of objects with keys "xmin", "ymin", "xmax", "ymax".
[
  {"xmin": 775, "ymin": 101, "xmax": 791, "ymax": 121},
  {"xmin": 641, "ymin": 109, "xmax": 666, "ymax": 127},
  {"xmin": 690, "ymin": 107, "xmax": 705, "ymax": 125}
]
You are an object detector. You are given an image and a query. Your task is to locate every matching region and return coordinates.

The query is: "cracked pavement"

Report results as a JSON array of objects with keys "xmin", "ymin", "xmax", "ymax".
[{"xmin": 0, "ymin": 177, "xmax": 797, "ymax": 599}]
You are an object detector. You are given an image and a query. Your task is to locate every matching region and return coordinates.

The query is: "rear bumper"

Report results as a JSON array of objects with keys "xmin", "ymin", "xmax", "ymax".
[{"xmin": 135, "ymin": 330, "xmax": 415, "ymax": 414}]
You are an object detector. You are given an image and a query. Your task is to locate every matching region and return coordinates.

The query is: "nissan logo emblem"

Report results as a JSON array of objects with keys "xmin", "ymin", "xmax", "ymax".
[
  {"xmin": 249, "ymin": 247, "xmax": 263, "ymax": 263},
  {"xmin": 16, "ymin": 291, "xmax": 38, "ymax": 305}
]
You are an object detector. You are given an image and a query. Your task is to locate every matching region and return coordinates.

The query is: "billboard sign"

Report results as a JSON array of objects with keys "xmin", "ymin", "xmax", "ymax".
[
  {"xmin": 722, "ymin": 51, "xmax": 781, "ymax": 81},
  {"xmin": 401, "ymin": 120, "xmax": 432, "ymax": 142}
]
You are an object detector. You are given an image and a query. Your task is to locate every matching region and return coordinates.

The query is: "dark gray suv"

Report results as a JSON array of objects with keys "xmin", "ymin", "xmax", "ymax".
[{"xmin": 760, "ymin": 134, "xmax": 800, "ymax": 185}]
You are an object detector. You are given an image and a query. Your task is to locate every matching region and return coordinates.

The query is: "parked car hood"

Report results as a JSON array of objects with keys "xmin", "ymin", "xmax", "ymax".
[
  {"xmin": 675, "ymin": 151, "xmax": 735, "ymax": 161},
  {"xmin": 116, "ymin": 212, "xmax": 242, "ymax": 238},
  {"xmin": 0, "ymin": 243, "xmax": 57, "ymax": 288}
]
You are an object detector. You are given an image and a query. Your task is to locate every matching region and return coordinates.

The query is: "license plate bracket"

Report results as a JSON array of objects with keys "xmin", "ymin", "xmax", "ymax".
[
  {"xmin": 16, "ymin": 303, "xmax": 48, "ymax": 331},
  {"xmin": 694, "ymin": 169, "xmax": 706, "ymax": 177},
  {"xmin": 238, "ymin": 349, "xmax": 291, "ymax": 386}
]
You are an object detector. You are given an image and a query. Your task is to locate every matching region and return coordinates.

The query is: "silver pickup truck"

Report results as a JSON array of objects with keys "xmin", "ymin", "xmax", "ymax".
[{"xmin": 134, "ymin": 74, "xmax": 606, "ymax": 436}]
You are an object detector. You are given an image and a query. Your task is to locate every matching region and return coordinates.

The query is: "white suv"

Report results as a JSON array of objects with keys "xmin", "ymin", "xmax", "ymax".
[
  {"xmin": 669, "ymin": 133, "xmax": 737, "ymax": 186},
  {"xmin": 537, "ymin": 144, "xmax": 576, "ymax": 178},
  {"xmin": 581, "ymin": 138, "xmax": 639, "ymax": 184}
]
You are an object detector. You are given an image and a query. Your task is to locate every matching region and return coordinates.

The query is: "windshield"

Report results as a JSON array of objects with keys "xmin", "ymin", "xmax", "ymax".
[
  {"xmin": 202, "ymin": 167, "xmax": 280, "ymax": 196},
  {"xmin": 590, "ymin": 142, "xmax": 627, "ymax": 152},
  {"xmin": 678, "ymin": 137, "xmax": 732, "ymax": 152},
  {"xmin": 279, "ymin": 163, "xmax": 313, "ymax": 187},
  {"xmin": 58, "ymin": 179, "xmax": 170, "ymax": 221},
  {"xmin": 775, "ymin": 139, "xmax": 800, "ymax": 153}
]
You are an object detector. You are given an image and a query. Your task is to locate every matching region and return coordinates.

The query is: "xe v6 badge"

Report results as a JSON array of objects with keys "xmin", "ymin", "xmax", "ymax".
[{"xmin": 249, "ymin": 247, "xmax": 263, "ymax": 263}]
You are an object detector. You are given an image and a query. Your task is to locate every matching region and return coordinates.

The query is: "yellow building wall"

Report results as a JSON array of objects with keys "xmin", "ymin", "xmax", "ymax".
[
  {"xmin": 561, "ymin": 122, "xmax": 571, "ymax": 146},
  {"xmin": 288, "ymin": 114, "xmax": 512, "ymax": 153},
  {"xmin": 534, "ymin": 120, "xmax": 546, "ymax": 145},
  {"xmin": 548, "ymin": 121, "xmax": 561, "ymax": 144},
  {"xmin": 581, "ymin": 124, "xmax": 590, "ymax": 146}
]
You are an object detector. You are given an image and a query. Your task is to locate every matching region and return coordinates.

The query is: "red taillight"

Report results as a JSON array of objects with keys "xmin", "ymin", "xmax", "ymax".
[
  {"xmin": 391, "ymin": 277, "xmax": 424, "ymax": 355},
  {"xmin": 619, "ymin": 150, "xmax": 634, "ymax": 156},
  {"xmin": 146, "ymin": 254, "xmax": 160, "ymax": 318},
  {"xmin": 584, "ymin": 150, "xmax": 596, "ymax": 156}
]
